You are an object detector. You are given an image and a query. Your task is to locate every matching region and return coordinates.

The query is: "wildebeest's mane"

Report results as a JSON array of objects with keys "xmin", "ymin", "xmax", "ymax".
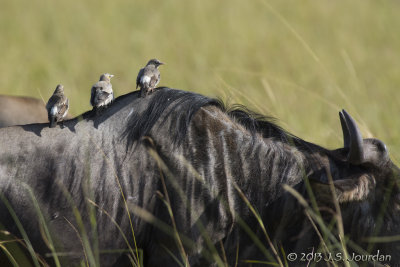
[
  {"xmin": 123, "ymin": 88, "xmax": 222, "ymax": 148},
  {"xmin": 225, "ymin": 105, "xmax": 323, "ymax": 152},
  {"xmin": 225, "ymin": 105, "xmax": 293, "ymax": 142},
  {"xmin": 123, "ymin": 87, "xmax": 319, "ymax": 152}
]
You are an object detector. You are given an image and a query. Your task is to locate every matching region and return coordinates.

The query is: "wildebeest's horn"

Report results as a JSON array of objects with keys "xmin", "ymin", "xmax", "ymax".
[
  {"xmin": 341, "ymin": 109, "xmax": 364, "ymax": 164},
  {"xmin": 339, "ymin": 111, "xmax": 350, "ymax": 148}
]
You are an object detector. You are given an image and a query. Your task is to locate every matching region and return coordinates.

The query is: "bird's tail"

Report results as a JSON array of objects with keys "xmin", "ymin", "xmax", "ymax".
[{"xmin": 49, "ymin": 117, "xmax": 57, "ymax": 128}]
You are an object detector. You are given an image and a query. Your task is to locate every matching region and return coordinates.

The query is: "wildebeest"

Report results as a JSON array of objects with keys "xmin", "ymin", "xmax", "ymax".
[
  {"xmin": 0, "ymin": 95, "xmax": 49, "ymax": 127},
  {"xmin": 0, "ymin": 88, "xmax": 399, "ymax": 266}
]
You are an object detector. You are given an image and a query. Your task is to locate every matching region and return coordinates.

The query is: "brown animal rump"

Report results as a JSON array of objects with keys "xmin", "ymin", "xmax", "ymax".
[{"xmin": 0, "ymin": 95, "xmax": 51, "ymax": 127}]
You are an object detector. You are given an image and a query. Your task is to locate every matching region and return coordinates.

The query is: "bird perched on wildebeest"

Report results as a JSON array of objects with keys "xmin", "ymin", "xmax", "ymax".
[
  {"xmin": 90, "ymin": 73, "xmax": 114, "ymax": 111},
  {"xmin": 136, "ymin": 59, "xmax": 164, "ymax": 97},
  {"xmin": 46, "ymin": 84, "xmax": 69, "ymax": 128}
]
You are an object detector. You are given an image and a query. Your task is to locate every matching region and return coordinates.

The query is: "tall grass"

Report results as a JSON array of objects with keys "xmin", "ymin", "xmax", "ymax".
[{"xmin": 2, "ymin": 160, "xmax": 381, "ymax": 266}]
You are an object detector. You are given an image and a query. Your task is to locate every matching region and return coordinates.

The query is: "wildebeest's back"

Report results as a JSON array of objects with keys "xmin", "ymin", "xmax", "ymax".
[{"xmin": 0, "ymin": 100, "xmax": 161, "ymax": 266}]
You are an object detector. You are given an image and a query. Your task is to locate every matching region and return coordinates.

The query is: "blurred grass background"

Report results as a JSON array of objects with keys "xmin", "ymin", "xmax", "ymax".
[{"xmin": 1, "ymin": 0, "xmax": 399, "ymax": 159}]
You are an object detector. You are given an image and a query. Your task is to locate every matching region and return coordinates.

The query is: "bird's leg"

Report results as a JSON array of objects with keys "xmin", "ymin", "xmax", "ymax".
[
  {"xmin": 142, "ymin": 88, "xmax": 154, "ymax": 98},
  {"xmin": 140, "ymin": 88, "xmax": 148, "ymax": 98}
]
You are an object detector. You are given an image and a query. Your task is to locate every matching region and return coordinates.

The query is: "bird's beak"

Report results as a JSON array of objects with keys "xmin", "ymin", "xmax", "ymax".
[
  {"xmin": 159, "ymin": 62, "xmax": 165, "ymax": 65},
  {"xmin": 110, "ymin": 74, "xmax": 114, "ymax": 78}
]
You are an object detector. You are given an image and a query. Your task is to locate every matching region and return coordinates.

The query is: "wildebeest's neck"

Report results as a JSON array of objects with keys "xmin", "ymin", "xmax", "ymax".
[
  {"xmin": 118, "ymin": 88, "xmax": 310, "ymax": 212},
  {"xmin": 140, "ymin": 104, "xmax": 307, "ymax": 242}
]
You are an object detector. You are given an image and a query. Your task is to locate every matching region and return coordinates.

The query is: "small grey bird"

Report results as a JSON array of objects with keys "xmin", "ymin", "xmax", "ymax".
[
  {"xmin": 90, "ymin": 73, "xmax": 114, "ymax": 109},
  {"xmin": 136, "ymin": 59, "xmax": 164, "ymax": 97},
  {"xmin": 46, "ymin": 84, "xmax": 69, "ymax": 128}
]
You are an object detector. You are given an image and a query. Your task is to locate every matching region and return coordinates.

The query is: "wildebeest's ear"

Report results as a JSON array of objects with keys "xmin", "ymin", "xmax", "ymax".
[
  {"xmin": 310, "ymin": 174, "xmax": 375, "ymax": 203},
  {"xmin": 362, "ymin": 138, "xmax": 389, "ymax": 166},
  {"xmin": 340, "ymin": 110, "xmax": 389, "ymax": 166}
]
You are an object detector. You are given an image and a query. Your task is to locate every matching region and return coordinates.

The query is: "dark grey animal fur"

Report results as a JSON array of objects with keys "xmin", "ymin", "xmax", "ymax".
[{"xmin": 0, "ymin": 88, "xmax": 399, "ymax": 266}]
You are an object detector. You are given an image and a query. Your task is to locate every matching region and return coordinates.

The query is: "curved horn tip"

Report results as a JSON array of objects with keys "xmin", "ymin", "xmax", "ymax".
[
  {"xmin": 339, "ymin": 110, "xmax": 350, "ymax": 148},
  {"xmin": 342, "ymin": 110, "xmax": 364, "ymax": 164},
  {"xmin": 342, "ymin": 109, "xmax": 351, "ymax": 118}
]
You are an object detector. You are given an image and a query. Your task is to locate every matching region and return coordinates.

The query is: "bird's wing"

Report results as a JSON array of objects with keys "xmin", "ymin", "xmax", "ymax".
[
  {"xmin": 90, "ymin": 86, "xmax": 96, "ymax": 106},
  {"xmin": 46, "ymin": 95, "xmax": 57, "ymax": 111},
  {"xmin": 136, "ymin": 68, "xmax": 144, "ymax": 88},
  {"xmin": 149, "ymin": 73, "xmax": 159, "ymax": 88},
  {"xmin": 57, "ymin": 98, "xmax": 69, "ymax": 117},
  {"xmin": 96, "ymin": 90, "xmax": 112, "ymax": 101},
  {"xmin": 46, "ymin": 100, "xmax": 51, "ymax": 111},
  {"xmin": 65, "ymin": 98, "xmax": 69, "ymax": 111},
  {"xmin": 61, "ymin": 95, "xmax": 68, "ymax": 106},
  {"xmin": 103, "ymin": 82, "xmax": 113, "ymax": 94}
]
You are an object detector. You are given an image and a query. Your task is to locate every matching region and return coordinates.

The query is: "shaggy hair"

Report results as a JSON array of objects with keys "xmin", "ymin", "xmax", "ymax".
[{"xmin": 122, "ymin": 87, "xmax": 316, "ymax": 150}]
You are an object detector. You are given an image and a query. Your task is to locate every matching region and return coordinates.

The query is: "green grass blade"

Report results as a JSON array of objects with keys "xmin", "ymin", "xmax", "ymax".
[
  {"xmin": 0, "ymin": 193, "xmax": 41, "ymax": 267},
  {"xmin": 21, "ymin": 182, "xmax": 61, "ymax": 267}
]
